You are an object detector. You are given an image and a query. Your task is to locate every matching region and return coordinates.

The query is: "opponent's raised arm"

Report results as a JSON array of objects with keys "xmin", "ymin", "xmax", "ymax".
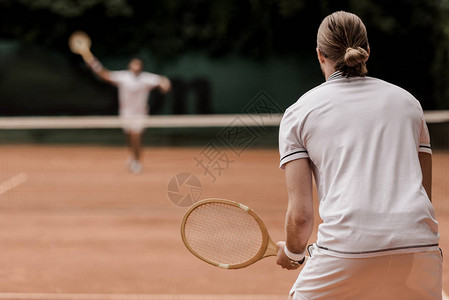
[
  {"xmin": 86, "ymin": 56, "xmax": 111, "ymax": 82},
  {"xmin": 68, "ymin": 31, "xmax": 111, "ymax": 82}
]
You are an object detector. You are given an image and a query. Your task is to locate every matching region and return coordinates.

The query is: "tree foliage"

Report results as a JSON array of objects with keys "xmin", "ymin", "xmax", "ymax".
[
  {"xmin": 433, "ymin": 0, "xmax": 449, "ymax": 108},
  {"xmin": 13, "ymin": 0, "xmax": 133, "ymax": 17},
  {"xmin": 0, "ymin": 0, "xmax": 448, "ymax": 108}
]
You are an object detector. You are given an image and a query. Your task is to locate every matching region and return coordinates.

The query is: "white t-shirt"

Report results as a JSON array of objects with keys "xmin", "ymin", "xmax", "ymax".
[
  {"xmin": 109, "ymin": 71, "xmax": 162, "ymax": 117},
  {"xmin": 279, "ymin": 72, "xmax": 439, "ymax": 258}
]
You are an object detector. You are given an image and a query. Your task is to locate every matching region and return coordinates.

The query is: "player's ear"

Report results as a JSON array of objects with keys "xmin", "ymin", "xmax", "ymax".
[{"xmin": 316, "ymin": 48, "xmax": 326, "ymax": 64}]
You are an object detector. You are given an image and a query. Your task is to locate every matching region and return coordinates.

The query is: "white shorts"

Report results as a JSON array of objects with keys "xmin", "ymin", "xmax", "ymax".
[
  {"xmin": 120, "ymin": 116, "xmax": 146, "ymax": 134},
  {"xmin": 290, "ymin": 245, "xmax": 442, "ymax": 300}
]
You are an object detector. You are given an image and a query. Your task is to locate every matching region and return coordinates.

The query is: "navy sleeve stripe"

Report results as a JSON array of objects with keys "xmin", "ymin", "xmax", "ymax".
[
  {"xmin": 419, "ymin": 145, "xmax": 432, "ymax": 149},
  {"xmin": 280, "ymin": 150, "xmax": 308, "ymax": 162}
]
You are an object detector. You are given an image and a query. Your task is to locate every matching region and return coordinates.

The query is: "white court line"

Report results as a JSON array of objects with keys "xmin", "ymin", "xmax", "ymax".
[
  {"xmin": 0, "ymin": 293, "xmax": 448, "ymax": 300},
  {"xmin": 0, "ymin": 294, "xmax": 286, "ymax": 300},
  {"xmin": 0, "ymin": 173, "xmax": 27, "ymax": 195},
  {"xmin": 443, "ymin": 290, "xmax": 449, "ymax": 300}
]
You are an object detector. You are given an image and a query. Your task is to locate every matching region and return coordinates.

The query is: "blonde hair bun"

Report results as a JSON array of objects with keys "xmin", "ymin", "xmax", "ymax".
[
  {"xmin": 317, "ymin": 11, "xmax": 369, "ymax": 76},
  {"xmin": 344, "ymin": 47, "xmax": 369, "ymax": 67}
]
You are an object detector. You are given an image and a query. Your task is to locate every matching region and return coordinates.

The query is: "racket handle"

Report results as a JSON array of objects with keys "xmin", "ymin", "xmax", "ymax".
[
  {"xmin": 264, "ymin": 238, "xmax": 279, "ymax": 257},
  {"xmin": 81, "ymin": 51, "xmax": 94, "ymax": 64}
]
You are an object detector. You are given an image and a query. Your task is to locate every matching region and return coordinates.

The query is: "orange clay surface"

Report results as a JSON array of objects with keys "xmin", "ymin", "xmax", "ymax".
[{"xmin": 0, "ymin": 145, "xmax": 448, "ymax": 296}]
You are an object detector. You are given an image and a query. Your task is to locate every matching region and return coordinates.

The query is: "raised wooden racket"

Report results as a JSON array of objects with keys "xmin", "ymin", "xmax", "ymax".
[
  {"xmin": 181, "ymin": 198, "xmax": 280, "ymax": 269},
  {"xmin": 68, "ymin": 31, "xmax": 94, "ymax": 63}
]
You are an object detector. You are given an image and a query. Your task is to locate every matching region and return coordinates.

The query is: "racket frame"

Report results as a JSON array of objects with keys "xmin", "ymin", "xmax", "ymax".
[
  {"xmin": 68, "ymin": 31, "xmax": 94, "ymax": 62},
  {"xmin": 180, "ymin": 198, "xmax": 278, "ymax": 269}
]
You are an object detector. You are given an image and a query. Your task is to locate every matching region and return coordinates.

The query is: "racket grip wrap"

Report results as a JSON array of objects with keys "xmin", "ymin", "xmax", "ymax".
[{"xmin": 284, "ymin": 246, "xmax": 305, "ymax": 262}]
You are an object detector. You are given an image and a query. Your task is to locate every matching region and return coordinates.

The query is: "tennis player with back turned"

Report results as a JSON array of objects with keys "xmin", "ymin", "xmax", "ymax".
[{"xmin": 276, "ymin": 11, "xmax": 441, "ymax": 300}]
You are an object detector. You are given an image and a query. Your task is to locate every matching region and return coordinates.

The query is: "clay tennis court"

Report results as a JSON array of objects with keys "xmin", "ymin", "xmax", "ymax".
[{"xmin": 0, "ymin": 145, "xmax": 448, "ymax": 299}]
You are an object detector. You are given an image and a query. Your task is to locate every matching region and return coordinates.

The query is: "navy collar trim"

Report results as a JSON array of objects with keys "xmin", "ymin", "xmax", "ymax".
[{"xmin": 327, "ymin": 71, "xmax": 343, "ymax": 81}]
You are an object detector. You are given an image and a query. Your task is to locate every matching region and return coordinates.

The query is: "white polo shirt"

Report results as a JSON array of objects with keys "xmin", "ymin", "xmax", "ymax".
[
  {"xmin": 109, "ymin": 71, "xmax": 162, "ymax": 117},
  {"xmin": 279, "ymin": 72, "xmax": 439, "ymax": 258}
]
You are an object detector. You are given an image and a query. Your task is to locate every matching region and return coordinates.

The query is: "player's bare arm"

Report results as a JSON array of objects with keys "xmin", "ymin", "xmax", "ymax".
[
  {"xmin": 68, "ymin": 31, "xmax": 112, "ymax": 83},
  {"xmin": 277, "ymin": 158, "xmax": 314, "ymax": 270},
  {"xmin": 419, "ymin": 152, "xmax": 432, "ymax": 201},
  {"xmin": 86, "ymin": 56, "xmax": 112, "ymax": 82}
]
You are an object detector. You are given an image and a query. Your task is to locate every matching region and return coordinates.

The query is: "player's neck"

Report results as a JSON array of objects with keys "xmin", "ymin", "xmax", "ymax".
[{"xmin": 322, "ymin": 65, "xmax": 336, "ymax": 81}]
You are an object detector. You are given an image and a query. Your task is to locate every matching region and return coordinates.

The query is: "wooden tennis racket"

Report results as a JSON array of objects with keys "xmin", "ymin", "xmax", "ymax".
[
  {"xmin": 181, "ymin": 198, "xmax": 305, "ymax": 269},
  {"xmin": 68, "ymin": 31, "xmax": 94, "ymax": 63}
]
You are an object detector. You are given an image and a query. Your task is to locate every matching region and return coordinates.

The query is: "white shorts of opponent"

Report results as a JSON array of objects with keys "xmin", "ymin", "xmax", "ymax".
[
  {"xmin": 120, "ymin": 116, "xmax": 146, "ymax": 134},
  {"xmin": 290, "ymin": 244, "xmax": 443, "ymax": 300}
]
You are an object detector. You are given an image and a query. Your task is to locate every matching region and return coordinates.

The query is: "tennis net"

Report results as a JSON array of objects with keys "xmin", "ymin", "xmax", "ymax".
[{"xmin": 0, "ymin": 112, "xmax": 448, "ymax": 211}]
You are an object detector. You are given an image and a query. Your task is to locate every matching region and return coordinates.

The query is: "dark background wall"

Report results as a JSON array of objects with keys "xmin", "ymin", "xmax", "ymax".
[{"xmin": 1, "ymin": 0, "xmax": 449, "ymax": 116}]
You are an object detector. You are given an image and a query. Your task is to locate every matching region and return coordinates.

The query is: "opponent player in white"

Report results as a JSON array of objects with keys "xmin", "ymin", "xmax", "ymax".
[
  {"xmin": 87, "ymin": 56, "xmax": 171, "ymax": 173},
  {"xmin": 276, "ymin": 11, "xmax": 441, "ymax": 299}
]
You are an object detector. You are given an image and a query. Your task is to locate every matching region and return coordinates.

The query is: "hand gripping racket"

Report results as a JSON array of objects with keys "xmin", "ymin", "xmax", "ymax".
[
  {"xmin": 181, "ymin": 198, "xmax": 280, "ymax": 269},
  {"xmin": 68, "ymin": 31, "xmax": 94, "ymax": 63}
]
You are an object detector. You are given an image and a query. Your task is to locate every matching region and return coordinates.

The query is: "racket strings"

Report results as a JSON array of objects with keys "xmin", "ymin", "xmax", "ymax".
[
  {"xmin": 68, "ymin": 31, "xmax": 91, "ymax": 54},
  {"xmin": 184, "ymin": 202, "xmax": 263, "ymax": 265}
]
